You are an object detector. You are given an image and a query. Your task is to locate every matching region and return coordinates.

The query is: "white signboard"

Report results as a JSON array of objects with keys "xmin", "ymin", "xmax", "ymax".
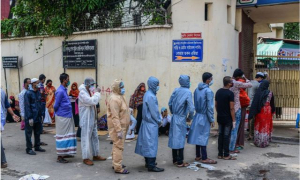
[{"xmin": 237, "ymin": 0, "xmax": 258, "ymax": 5}]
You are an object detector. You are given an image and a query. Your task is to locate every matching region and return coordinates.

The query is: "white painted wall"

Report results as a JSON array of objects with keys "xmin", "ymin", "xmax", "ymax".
[{"xmin": 1, "ymin": 0, "xmax": 239, "ymax": 115}]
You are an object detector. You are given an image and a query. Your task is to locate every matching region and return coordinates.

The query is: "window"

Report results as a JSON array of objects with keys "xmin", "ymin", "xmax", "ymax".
[
  {"xmin": 205, "ymin": 3, "xmax": 212, "ymax": 21},
  {"xmin": 133, "ymin": 13, "xmax": 142, "ymax": 26},
  {"xmin": 227, "ymin": 5, "xmax": 231, "ymax": 24}
]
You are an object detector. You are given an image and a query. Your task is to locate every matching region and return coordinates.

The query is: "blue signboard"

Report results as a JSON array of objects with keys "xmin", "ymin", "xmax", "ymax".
[
  {"xmin": 172, "ymin": 39, "xmax": 203, "ymax": 62},
  {"xmin": 237, "ymin": 0, "xmax": 298, "ymax": 7}
]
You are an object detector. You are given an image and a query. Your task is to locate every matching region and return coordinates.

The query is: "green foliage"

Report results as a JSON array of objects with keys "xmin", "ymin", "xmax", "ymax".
[
  {"xmin": 129, "ymin": 0, "xmax": 170, "ymax": 25},
  {"xmin": 1, "ymin": 0, "xmax": 171, "ymax": 39},
  {"xmin": 284, "ymin": 23, "xmax": 299, "ymax": 40},
  {"xmin": 1, "ymin": 0, "xmax": 125, "ymax": 38}
]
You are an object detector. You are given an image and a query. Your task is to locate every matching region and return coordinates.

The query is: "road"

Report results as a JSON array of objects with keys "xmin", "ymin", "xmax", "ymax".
[{"xmin": 1, "ymin": 123, "xmax": 299, "ymax": 180}]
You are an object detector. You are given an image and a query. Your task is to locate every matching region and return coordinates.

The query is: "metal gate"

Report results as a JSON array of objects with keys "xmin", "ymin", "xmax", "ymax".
[{"xmin": 254, "ymin": 51, "xmax": 300, "ymax": 120}]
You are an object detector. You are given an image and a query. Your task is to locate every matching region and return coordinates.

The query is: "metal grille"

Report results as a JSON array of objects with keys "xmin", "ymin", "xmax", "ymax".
[
  {"xmin": 74, "ymin": 3, "xmax": 169, "ymax": 32},
  {"xmin": 254, "ymin": 51, "xmax": 300, "ymax": 121}
]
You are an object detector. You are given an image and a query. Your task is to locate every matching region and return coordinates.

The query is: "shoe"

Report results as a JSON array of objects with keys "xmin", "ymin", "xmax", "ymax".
[
  {"xmin": 148, "ymin": 167, "xmax": 164, "ymax": 172},
  {"xmin": 93, "ymin": 156, "xmax": 106, "ymax": 161},
  {"xmin": 145, "ymin": 162, "xmax": 158, "ymax": 168},
  {"xmin": 35, "ymin": 147, "xmax": 46, "ymax": 152},
  {"xmin": 27, "ymin": 150, "xmax": 36, "ymax": 155},
  {"xmin": 83, "ymin": 159, "xmax": 94, "ymax": 166},
  {"xmin": 1, "ymin": 163, "xmax": 7, "ymax": 168}
]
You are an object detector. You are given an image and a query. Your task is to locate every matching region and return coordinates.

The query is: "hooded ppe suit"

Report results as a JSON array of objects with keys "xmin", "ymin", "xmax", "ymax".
[
  {"xmin": 188, "ymin": 82, "xmax": 214, "ymax": 146},
  {"xmin": 78, "ymin": 84, "xmax": 101, "ymax": 159},
  {"xmin": 135, "ymin": 77, "xmax": 161, "ymax": 162},
  {"xmin": 187, "ymin": 82, "xmax": 214, "ymax": 160},
  {"xmin": 168, "ymin": 75, "xmax": 195, "ymax": 165},
  {"xmin": 107, "ymin": 80, "xmax": 130, "ymax": 172}
]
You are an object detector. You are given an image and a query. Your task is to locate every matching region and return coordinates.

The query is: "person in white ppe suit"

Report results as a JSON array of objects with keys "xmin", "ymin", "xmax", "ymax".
[{"xmin": 78, "ymin": 77, "xmax": 106, "ymax": 166}]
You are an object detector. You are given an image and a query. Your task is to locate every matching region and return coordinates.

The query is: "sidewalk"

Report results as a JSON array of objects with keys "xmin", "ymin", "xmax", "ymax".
[{"xmin": 211, "ymin": 123, "xmax": 299, "ymax": 144}]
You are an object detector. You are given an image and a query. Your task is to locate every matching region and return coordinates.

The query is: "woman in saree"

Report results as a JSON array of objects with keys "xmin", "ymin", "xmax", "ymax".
[
  {"xmin": 249, "ymin": 80, "xmax": 275, "ymax": 148},
  {"xmin": 69, "ymin": 82, "xmax": 80, "ymax": 128},
  {"xmin": 129, "ymin": 83, "xmax": 146, "ymax": 134},
  {"xmin": 45, "ymin": 79, "xmax": 56, "ymax": 123}
]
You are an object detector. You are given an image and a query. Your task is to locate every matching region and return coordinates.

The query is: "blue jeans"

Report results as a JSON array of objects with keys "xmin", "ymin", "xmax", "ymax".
[{"xmin": 229, "ymin": 109, "xmax": 241, "ymax": 151}]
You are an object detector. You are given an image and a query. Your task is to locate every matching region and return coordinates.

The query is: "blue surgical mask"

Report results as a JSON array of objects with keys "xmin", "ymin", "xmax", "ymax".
[
  {"xmin": 121, "ymin": 88, "xmax": 125, "ymax": 95},
  {"xmin": 67, "ymin": 81, "xmax": 70, "ymax": 87},
  {"xmin": 156, "ymin": 86, "xmax": 160, "ymax": 92},
  {"xmin": 29, "ymin": 84, "xmax": 33, "ymax": 90},
  {"xmin": 189, "ymin": 82, "xmax": 191, "ymax": 88},
  {"xmin": 209, "ymin": 80, "xmax": 214, "ymax": 86},
  {"xmin": 89, "ymin": 85, "xmax": 95, "ymax": 92}
]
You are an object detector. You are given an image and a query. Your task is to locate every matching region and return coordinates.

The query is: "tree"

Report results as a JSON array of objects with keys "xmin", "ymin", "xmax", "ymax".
[
  {"xmin": 1, "ymin": 0, "xmax": 126, "ymax": 38},
  {"xmin": 1, "ymin": 0, "xmax": 171, "ymax": 39},
  {"xmin": 284, "ymin": 23, "xmax": 299, "ymax": 40}
]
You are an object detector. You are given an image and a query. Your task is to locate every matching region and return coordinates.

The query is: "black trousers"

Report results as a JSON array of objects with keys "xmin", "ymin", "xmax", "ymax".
[
  {"xmin": 159, "ymin": 123, "xmax": 170, "ymax": 135},
  {"xmin": 1, "ymin": 139, "xmax": 6, "ymax": 164},
  {"xmin": 40, "ymin": 103, "xmax": 46, "ymax": 133},
  {"xmin": 218, "ymin": 122, "xmax": 232, "ymax": 157},
  {"xmin": 172, "ymin": 148, "xmax": 184, "ymax": 165},
  {"xmin": 77, "ymin": 127, "xmax": 81, "ymax": 137},
  {"xmin": 25, "ymin": 121, "xmax": 41, "ymax": 152},
  {"xmin": 145, "ymin": 157, "xmax": 156, "ymax": 169},
  {"xmin": 71, "ymin": 102, "xmax": 79, "ymax": 127},
  {"xmin": 135, "ymin": 104, "xmax": 143, "ymax": 134},
  {"xmin": 196, "ymin": 145, "xmax": 207, "ymax": 160}
]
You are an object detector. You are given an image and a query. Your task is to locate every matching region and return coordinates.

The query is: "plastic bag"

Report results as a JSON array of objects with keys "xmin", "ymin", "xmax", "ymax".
[
  {"xmin": 19, "ymin": 174, "xmax": 49, "ymax": 180},
  {"xmin": 43, "ymin": 108, "xmax": 52, "ymax": 124}
]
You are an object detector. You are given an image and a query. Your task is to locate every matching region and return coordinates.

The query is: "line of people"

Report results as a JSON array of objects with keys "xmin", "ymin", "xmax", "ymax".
[{"xmin": 1, "ymin": 69, "xmax": 275, "ymax": 174}]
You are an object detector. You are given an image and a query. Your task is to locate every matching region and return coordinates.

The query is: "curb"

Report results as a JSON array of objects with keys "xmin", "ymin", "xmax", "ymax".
[{"xmin": 272, "ymin": 136, "xmax": 299, "ymax": 143}]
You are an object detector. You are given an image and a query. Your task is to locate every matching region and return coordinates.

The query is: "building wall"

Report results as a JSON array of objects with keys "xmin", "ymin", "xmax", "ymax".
[
  {"xmin": 1, "ymin": 0, "xmax": 10, "ymax": 20},
  {"xmin": 1, "ymin": 0, "xmax": 239, "ymax": 114},
  {"xmin": 257, "ymin": 23, "xmax": 284, "ymax": 39},
  {"xmin": 239, "ymin": 10, "xmax": 254, "ymax": 78}
]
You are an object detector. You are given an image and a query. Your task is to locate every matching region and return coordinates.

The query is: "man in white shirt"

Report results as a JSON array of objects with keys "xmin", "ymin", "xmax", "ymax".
[
  {"xmin": 126, "ymin": 108, "xmax": 137, "ymax": 140},
  {"xmin": 159, "ymin": 107, "xmax": 171, "ymax": 136}
]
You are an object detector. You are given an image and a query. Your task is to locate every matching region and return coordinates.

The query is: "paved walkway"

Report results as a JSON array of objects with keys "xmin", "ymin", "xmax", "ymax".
[{"xmin": 1, "ymin": 123, "xmax": 300, "ymax": 180}]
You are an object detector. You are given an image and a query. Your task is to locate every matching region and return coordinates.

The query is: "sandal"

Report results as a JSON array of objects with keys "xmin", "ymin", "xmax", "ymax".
[
  {"xmin": 195, "ymin": 157, "xmax": 201, "ymax": 161},
  {"xmin": 230, "ymin": 150, "xmax": 240, "ymax": 154},
  {"xmin": 201, "ymin": 159, "xmax": 217, "ymax": 164},
  {"xmin": 115, "ymin": 169, "xmax": 130, "ymax": 174},
  {"xmin": 236, "ymin": 146, "xmax": 243, "ymax": 150},
  {"xmin": 63, "ymin": 155, "xmax": 74, "ymax": 158},
  {"xmin": 57, "ymin": 157, "xmax": 69, "ymax": 163},
  {"xmin": 173, "ymin": 162, "xmax": 178, "ymax": 166},
  {"xmin": 112, "ymin": 165, "xmax": 126, "ymax": 169},
  {"xmin": 223, "ymin": 156, "xmax": 237, "ymax": 160},
  {"xmin": 218, "ymin": 156, "xmax": 223, "ymax": 159},
  {"xmin": 40, "ymin": 142, "xmax": 48, "ymax": 146},
  {"xmin": 177, "ymin": 162, "xmax": 189, "ymax": 167}
]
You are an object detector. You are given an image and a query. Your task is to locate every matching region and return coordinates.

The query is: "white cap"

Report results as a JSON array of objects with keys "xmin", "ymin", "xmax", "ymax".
[
  {"xmin": 256, "ymin": 72, "xmax": 264, "ymax": 77},
  {"xmin": 31, "ymin": 78, "xmax": 39, "ymax": 83}
]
